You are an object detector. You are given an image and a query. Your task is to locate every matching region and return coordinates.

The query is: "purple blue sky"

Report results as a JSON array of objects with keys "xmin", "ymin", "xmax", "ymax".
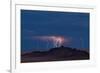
[{"xmin": 21, "ymin": 10, "xmax": 89, "ymax": 52}]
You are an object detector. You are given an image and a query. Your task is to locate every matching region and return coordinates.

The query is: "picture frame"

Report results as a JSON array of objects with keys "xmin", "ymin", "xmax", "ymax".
[{"xmin": 11, "ymin": 0, "xmax": 95, "ymax": 73}]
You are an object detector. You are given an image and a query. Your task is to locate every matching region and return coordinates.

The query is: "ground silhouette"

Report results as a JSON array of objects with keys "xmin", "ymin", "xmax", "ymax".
[{"xmin": 21, "ymin": 46, "xmax": 89, "ymax": 63}]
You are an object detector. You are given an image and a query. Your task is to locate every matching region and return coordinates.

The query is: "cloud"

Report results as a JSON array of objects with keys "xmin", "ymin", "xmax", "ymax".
[{"xmin": 32, "ymin": 35, "xmax": 71, "ymax": 47}]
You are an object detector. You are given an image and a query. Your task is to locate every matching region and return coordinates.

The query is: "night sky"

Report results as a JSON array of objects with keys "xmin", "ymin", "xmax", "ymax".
[{"xmin": 21, "ymin": 10, "xmax": 89, "ymax": 52}]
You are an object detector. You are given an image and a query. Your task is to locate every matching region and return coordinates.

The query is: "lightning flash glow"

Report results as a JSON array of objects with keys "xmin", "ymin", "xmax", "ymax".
[{"xmin": 32, "ymin": 36, "xmax": 69, "ymax": 47}]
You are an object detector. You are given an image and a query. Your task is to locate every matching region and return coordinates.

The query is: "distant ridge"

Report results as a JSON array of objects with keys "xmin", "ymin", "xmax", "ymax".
[{"xmin": 21, "ymin": 46, "xmax": 89, "ymax": 63}]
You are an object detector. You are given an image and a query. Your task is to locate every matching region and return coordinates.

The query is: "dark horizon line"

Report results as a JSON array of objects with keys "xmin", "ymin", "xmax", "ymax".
[{"xmin": 21, "ymin": 46, "xmax": 89, "ymax": 54}]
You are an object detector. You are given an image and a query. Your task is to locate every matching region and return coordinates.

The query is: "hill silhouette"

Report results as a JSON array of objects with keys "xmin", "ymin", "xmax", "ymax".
[{"xmin": 21, "ymin": 46, "xmax": 89, "ymax": 63}]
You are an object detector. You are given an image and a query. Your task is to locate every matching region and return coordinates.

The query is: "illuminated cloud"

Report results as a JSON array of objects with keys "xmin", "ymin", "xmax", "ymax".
[{"xmin": 32, "ymin": 36, "xmax": 70, "ymax": 47}]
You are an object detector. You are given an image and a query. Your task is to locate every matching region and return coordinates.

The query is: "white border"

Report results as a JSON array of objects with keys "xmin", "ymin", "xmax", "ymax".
[{"xmin": 11, "ymin": 4, "xmax": 95, "ymax": 73}]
